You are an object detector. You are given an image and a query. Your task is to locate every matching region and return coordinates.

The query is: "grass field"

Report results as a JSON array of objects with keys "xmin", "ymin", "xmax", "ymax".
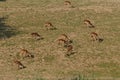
[{"xmin": 0, "ymin": 0, "xmax": 120, "ymax": 80}]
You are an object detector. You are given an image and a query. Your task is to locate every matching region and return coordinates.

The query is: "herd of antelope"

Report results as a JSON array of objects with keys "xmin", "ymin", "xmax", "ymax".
[{"xmin": 12, "ymin": 1, "xmax": 104, "ymax": 70}]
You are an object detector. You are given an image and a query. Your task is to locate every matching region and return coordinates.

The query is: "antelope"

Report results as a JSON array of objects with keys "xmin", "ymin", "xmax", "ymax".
[
  {"xmin": 57, "ymin": 39, "xmax": 70, "ymax": 47},
  {"xmin": 31, "ymin": 32, "xmax": 43, "ymax": 40},
  {"xmin": 56, "ymin": 34, "xmax": 73, "ymax": 46},
  {"xmin": 44, "ymin": 22, "xmax": 56, "ymax": 30},
  {"xmin": 90, "ymin": 32, "xmax": 103, "ymax": 42},
  {"xmin": 64, "ymin": 1, "xmax": 71, "ymax": 5},
  {"xmin": 66, "ymin": 45, "xmax": 73, "ymax": 53},
  {"xmin": 65, "ymin": 45, "xmax": 75, "ymax": 56},
  {"xmin": 14, "ymin": 60, "xmax": 26, "ymax": 70},
  {"xmin": 64, "ymin": 1, "xmax": 74, "ymax": 8},
  {"xmin": 19, "ymin": 49, "xmax": 34, "ymax": 58},
  {"xmin": 84, "ymin": 19, "xmax": 95, "ymax": 28},
  {"xmin": 57, "ymin": 34, "xmax": 69, "ymax": 41}
]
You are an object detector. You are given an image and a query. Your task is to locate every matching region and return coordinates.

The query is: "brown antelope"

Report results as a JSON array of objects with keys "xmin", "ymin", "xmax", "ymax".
[
  {"xmin": 84, "ymin": 19, "xmax": 95, "ymax": 28},
  {"xmin": 57, "ymin": 34, "xmax": 69, "ymax": 41},
  {"xmin": 44, "ymin": 22, "xmax": 56, "ymax": 30},
  {"xmin": 91, "ymin": 32, "xmax": 98, "ymax": 41},
  {"xmin": 64, "ymin": 1, "xmax": 71, "ymax": 5},
  {"xmin": 57, "ymin": 39, "xmax": 69, "ymax": 47},
  {"xmin": 19, "ymin": 49, "xmax": 34, "ymax": 58},
  {"xmin": 66, "ymin": 45, "xmax": 73, "ymax": 53},
  {"xmin": 64, "ymin": 1, "xmax": 74, "ymax": 8},
  {"xmin": 14, "ymin": 60, "xmax": 26, "ymax": 70},
  {"xmin": 90, "ymin": 32, "xmax": 103, "ymax": 42},
  {"xmin": 31, "ymin": 32, "xmax": 43, "ymax": 40},
  {"xmin": 56, "ymin": 34, "xmax": 72, "ymax": 46},
  {"xmin": 65, "ymin": 45, "xmax": 75, "ymax": 56}
]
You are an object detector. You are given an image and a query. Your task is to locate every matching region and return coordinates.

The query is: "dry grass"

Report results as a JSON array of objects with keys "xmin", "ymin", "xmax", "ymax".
[{"xmin": 0, "ymin": 0, "xmax": 120, "ymax": 80}]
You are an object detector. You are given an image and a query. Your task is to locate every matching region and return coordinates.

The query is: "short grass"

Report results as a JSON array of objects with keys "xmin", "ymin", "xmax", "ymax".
[{"xmin": 0, "ymin": 0, "xmax": 120, "ymax": 80}]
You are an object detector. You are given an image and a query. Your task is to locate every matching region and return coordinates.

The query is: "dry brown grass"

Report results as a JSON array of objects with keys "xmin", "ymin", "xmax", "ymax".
[{"xmin": 0, "ymin": 0, "xmax": 120, "ymax": 80}]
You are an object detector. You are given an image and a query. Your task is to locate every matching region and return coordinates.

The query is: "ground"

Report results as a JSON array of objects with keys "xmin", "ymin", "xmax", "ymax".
[{"xmin": 0, "ymin": 0, "xmax": 120, "ymax": 80}]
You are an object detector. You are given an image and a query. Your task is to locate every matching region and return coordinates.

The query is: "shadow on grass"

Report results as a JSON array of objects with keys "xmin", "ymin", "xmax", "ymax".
[
  {"xmin": 0, "ymin": 16, "xmax": 18, "ymax": 39},
  {"xmin": 0, "ymin": 0, "xmax": 6, "ymax": 2}
]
